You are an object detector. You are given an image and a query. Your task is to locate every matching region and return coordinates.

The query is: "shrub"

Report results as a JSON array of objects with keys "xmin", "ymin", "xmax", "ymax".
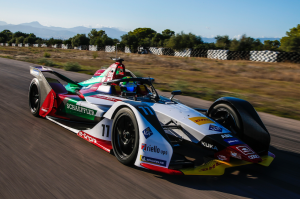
[
  {"xmin": 64, "ymin": 62, "xmax": 81, "ymax": 71},
  {"xmin": 44, "ymin": 52, "xmax": 51, "ymax": 58},
  {"xmin": 92, "ymin": 51, "xmax": 98, "ymax": 59},
  {"xmin": 37, "ymin": 58, "xmax": 55, "ymax": 66}
]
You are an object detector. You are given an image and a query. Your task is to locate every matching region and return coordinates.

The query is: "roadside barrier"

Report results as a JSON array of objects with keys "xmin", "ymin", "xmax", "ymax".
[
  {"xmin": 62, "ymin": 44, "xmax": 71, "ymax": 49},
  {"xmin": 227, "ymin": 51, "xmax": 250, "ymax": 60},
  {"xmin": 207, "ymin": 50, "xmax": 228, "ymax": 60},
  {"xmin": 4, "ymin": 43, "xmax": 300, "ymax": 63},
  {"xmin": 277, "ymin": 52, "xmax": 300, "ymax": 63},
  {"xmin": 105, "ymin": 45, "xmax": 115, "ymax": 52},
  {"xmin": 89, "ymin": 45, "xmax": 98, "ymax": 51},
  {"xmin": 250, "ymin": 51, "xmax": 278, "ymax": 62},
  {"xmin": 41, "ymin": 44, "xmax": 47, "ymax": 48},
  {"xmin": 174, "ymin": 49, "xmax": 192, "ymax": 57}
]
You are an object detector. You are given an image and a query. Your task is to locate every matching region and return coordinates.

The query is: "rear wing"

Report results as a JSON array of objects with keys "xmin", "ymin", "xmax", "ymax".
[{"xmin": 29, "ymin": 65, "xmax": 82, "ymax": 117}]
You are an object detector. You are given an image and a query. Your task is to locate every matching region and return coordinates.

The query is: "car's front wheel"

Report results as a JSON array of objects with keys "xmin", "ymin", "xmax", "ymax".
[
  {"xmin": 29, "ymin": 78, "xmax": 40, "ymax": 117},
  {"xmin": 111, "ymin": 107, "xmax": 139, "ymax": 165}
]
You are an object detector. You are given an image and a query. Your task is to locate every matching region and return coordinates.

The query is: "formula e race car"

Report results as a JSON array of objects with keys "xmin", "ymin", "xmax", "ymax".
[{"xmin": 28, "ymin": 57, "xmax": 275, "ymax": 175}]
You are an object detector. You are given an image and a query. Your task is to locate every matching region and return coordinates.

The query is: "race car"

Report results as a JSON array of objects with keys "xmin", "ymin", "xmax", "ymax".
[{"xmin": 28, "ymin": 57, "xmax": 275, "ymax": 175}]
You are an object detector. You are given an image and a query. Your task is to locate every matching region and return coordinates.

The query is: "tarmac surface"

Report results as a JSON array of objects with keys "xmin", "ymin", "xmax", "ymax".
[{"xmin": 1, "ymin": 57, "xmax": 300, "ymax": 199}]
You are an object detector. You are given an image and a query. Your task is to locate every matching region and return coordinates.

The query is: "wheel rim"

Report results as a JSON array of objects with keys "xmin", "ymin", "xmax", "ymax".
[
  {"xmin": 211, "ymin": 108, "xmax": 238, "ymax": 134},
  {"xmin": 30, "ymin": 85, "xmax": 39, "ymax": 112},
  {"xmin": 114, "ymin": 114, "xmax": 136, "ymax": 158}
]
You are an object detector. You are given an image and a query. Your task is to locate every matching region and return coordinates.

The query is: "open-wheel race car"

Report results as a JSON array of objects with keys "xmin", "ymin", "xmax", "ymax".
[{"xmin": 28, "ymin": 57, "xmax": 275, "ymax": 175}]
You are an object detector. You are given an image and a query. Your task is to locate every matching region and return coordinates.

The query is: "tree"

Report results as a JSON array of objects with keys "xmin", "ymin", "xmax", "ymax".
[
  {"xmin": 16, "ymin": 36, "xmax": 24, "ymax": 44},
  {"xmin": 71, "ymin": 34, "xmax": 90, "ymax": 47},
  {"xmin": 229, "ymin": 34, "xmax": 263, "ymax": 51},
  {"xmin": 280, "ymin": 24, "xmax": 300, "ymax": 53},
  {"xmin": 23, "ymin": 33, "xmax": 37, "ymax": 44},
  {"xmin": 88, "ymin": 29, "xmax": 114, "ymax": 47},
  {"xmin": 0, "ymin": 29, "xmax": 13, "ymax": 43},
  {"xmin": 264, "ymin": 40, "xmax": 280, "ymax": 50},
  {"xmin": 12, "ymin": 31, "xmax": 28, "ymax": 39},
  {"xmin": 121, "ymin": 33, "xmax": 138, "ymax": 52},
  {"xmin": 130, "ymin": 28, "xmax": 156, "ymax": 40},
  {"xmin": 215, "ymin": 35, "xmax": 231, "ymax": 49},
  {"xmin": 63, "ymin": 38, "xmax": 72, "ymax": 45},
  {"xmin": 47, "ymin": 37, "xmax": 63, "ymax": 45},
  {"xmin": 165, "ymin": 32, "xmax": 203, "ymax": 50}
]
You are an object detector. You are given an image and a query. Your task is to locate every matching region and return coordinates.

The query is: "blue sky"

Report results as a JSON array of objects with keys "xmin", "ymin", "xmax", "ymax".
[{"xmin": 0, "ymin": 0, "xmax": 299, "ymax": 38}]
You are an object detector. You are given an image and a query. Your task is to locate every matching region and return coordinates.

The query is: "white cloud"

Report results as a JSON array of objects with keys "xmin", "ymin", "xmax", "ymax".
[{"xmin": 233, "ymin": 35, "xmax": 242, "ymax": 39}]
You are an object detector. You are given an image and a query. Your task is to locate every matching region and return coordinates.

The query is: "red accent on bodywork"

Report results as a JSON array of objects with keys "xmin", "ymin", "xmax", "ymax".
[
  {"xmin": 229, "ymin": 145, "xmax": 262, "ymax": 163},
  {"xmin": 78, "ymin": 131, "xmax": 112, "ymax": 153},
  {"xmin": 215, "ymin": 144, "xmax": 263, "ymax": 163},
  {"xmin": 39, "ymin": 89, "xmax": 56, "ymax": 117},
  {"xmin": 93, "ymin": 69, "xmax": 106, "ymax": 77},
  {"xmin": 140, "ymin": 163, "xmax": 183, "ymax": 175}
]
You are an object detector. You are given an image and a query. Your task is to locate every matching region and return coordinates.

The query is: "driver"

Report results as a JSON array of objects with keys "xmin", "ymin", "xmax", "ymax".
[{"xmin": 120, "ymin": 76, "xmax": 137, "ymax": 92}]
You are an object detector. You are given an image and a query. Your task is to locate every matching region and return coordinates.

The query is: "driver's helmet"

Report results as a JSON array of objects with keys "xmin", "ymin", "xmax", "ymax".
[{"xmin": 120, "ymin": 76, "xmax": 137, "ymax": 92}]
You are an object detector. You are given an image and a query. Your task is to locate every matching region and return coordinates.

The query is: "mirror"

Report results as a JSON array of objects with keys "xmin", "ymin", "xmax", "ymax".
[{"xmin": 170, "ymin": 90, "xmax": 182, "ymax": 101}]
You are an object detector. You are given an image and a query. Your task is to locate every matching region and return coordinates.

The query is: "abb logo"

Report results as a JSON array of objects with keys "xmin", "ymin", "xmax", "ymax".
[{"xmin": 200, "ymin": 162, "xmax": 221, "ymax": 172}]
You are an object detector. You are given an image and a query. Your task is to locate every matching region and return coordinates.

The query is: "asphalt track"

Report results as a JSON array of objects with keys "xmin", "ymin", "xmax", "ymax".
[{"xmin": 1, "ymin": 57, "xmax": 300, "ymax": 199}]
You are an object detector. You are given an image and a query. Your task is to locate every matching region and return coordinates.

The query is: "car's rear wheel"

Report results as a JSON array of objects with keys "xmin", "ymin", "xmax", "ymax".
[
  {"xmin": 29, "ymin": 78, "xmax": 40, "ymax": 117},
  {"xmin": 208, "ymin": 103, "xmax": 243, "ymax": 138},
  {"xmin": 112, "ymin": 107, "xmax": 139, "ymax": 165}
]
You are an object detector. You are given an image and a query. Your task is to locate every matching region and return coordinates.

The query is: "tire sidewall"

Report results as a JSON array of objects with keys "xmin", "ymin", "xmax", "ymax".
[
  {"xmin": 208, "ymin": 103, "xmax": 243, "ymax": 137},
  {"xmin": 112, "ymin": 107, "xmax": 139, "ymax": 165},
  {"xmin": 28, "ymin": 78, "xmax": 41, "ymax": 117}
]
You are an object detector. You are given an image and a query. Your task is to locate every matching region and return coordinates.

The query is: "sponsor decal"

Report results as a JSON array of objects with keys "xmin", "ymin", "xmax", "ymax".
[
  {"xmin": 189, "ymin": 117, "xmax": 214, "ymax": 125},
  {"xmin": 140, "ymin": 155, "xmax": 167, "ymax": 167},
  {"xmin": 224, "ymin": 138, "xmax": 243, "ymax": 145},
  {"xmin": 209, "ymin": 124, "xmax": 223, "ymax": 132},
  {"xmin": 221, "ymin": 134, "xmax": 233, "ymax": 139},
  {"xmin": 89, "ymin": 95, "xmax": 122, "ymax": 102},
  {"xmin": 236, "ymin": 145, "xmax": 255, "ymax": 156},
  {"xmin": 142, "ymin": 127, "xmax": 153, "ymax": 139},
  {"xmin": 230, "ymin": 151, "xmax": 242, "ymax": 159},
  {"xmin": 200, "ymin": 162, "xmax": 221, "ymax": 172},
  {"xmin": 78, "ymin": 131, "xmax": 97, "ymax": 144},
  {"xmin": 201, "ymin": 141, "xmax": 218, "ymax": 150},
  {"xmin": 248, "ymin": 155, "xmax": 260, "ymax": 159},
  {"xmin": 32, "ymin": 69, "xmax": 40, "ymax": 76},
  {"xmin": 66, "ymin": 103, "xmax": 96, "ymax": 116},
  {"xmin": 41, "ymin": 107, "xmax": 48, "ymax": 112},
  {"xmin": 217, "ymin": 155, "xmax": 227, "ymax": 161},
  {"xmin": 141, "ymin": 143, "xmax": 168, "ymax": 155}
]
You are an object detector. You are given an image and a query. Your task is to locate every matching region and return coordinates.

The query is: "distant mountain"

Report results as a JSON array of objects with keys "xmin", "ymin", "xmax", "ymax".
[
  {"xmin": 0, "ymin": 21, "xmax": 127, "ymax": 39},
  {"xmin": 0, "ymin": 21, "xmax": 8, "ymax": 26}
]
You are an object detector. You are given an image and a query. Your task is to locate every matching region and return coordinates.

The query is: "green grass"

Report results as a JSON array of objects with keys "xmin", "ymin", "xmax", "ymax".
[{"xmin": 64, "ymin": 62, "xmax": 81, "ymax": 71}]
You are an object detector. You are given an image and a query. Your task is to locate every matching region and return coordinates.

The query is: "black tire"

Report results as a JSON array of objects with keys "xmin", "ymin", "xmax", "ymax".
[
  {"xmin": 112, "ymin": 107, "xmax": 139, "ymax": 165},
  {"xmin": 208, "ymin": 103, "xmax": 243, "ymax": 139},
  {"xmin": 29, "ymin": 78, "xmax": 40, "ymax": 117}
]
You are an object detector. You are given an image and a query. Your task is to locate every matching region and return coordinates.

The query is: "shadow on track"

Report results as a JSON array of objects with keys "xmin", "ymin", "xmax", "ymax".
[{"xmin": 133, "ymin": 146, "xmax": 300, "ymax": 198}]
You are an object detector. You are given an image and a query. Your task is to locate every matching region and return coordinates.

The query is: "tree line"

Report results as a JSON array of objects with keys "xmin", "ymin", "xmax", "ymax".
[{"xmin": 0, "ymin": 24, "xmax": 299, "ymax": 53}]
